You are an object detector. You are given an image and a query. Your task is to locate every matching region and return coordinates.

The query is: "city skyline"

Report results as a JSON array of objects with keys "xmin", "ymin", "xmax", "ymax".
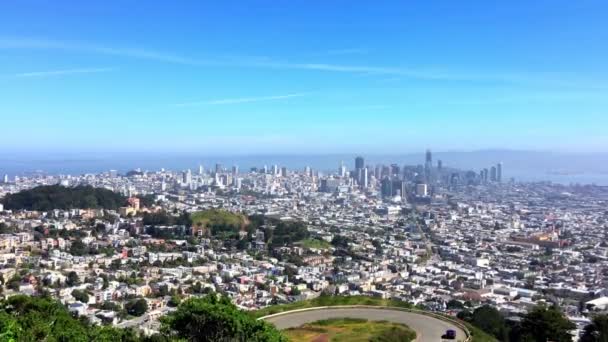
[{"xmin": 1, "ymin": 1, "xmax": 608, "ymax": 153}]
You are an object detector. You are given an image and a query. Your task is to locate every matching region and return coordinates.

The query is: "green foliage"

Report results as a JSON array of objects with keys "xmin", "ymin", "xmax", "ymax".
[
  {"xmin": 142, "ymin": 211, "xmax": 191, "ymax": 228},
  {"xmin": 1, "ymin": 295, "xmax": 285, "ymax": 342},
  {"xmin": 268, "ymin": 221, "xmax": 309, "ymax": 248},
  {"xmin": 285, "ymin": 318, "xmax": 415, "ymax": 342},
  {"xmin": 72, "ymin": 289, "xmax": 90, "ymax": 303},
  {"xmin": 370, "ymin": 325, "xmax": 416, "ymax": 342},
  {"xmin": 136, "ymin": 194, "xmax": 157, "ymax": 208},
  {"xmin": 254, "ymin": 295, "xmax": 413, "ymax": 318},
  {"xmin": 470, "ymin": 305, "xmax": 508, "ymax": 341},
  {"xmin": 161, "ymin": 295, "xmax": 286, "ymax": 342},
  {"xmin": 331, "ymin": 235, "xmax": 351, "ymax": 249},
  {"xmin": 70, "ymin": 239, "xmax": 88, "ymax": 256},
  {"xmin": 0, "ymin": 223, "xmax": 15, "ymax": 234},
  {"xmin": 89, "ymin": 326, "xmax": 141, "ymax": 342},
  {"xmin": 519, "ymin": 304, "xmax": 576, "ymax": 342},
  {"xmin": 125, "ymin": 299, "xmax": 148, "ymax": 317},
  {"xmin": 580, "ymin": 314, "xmax": 608, "ymax": 342},
  {"xmin": 191, "ymin": 209, "xmax": 248, "ymax": 238},
  {"xmin": 1, "ymin": 185, "xmax": 127, "ymax": 211},
  {"xmin": 447, "ymin": 299, "xmax": 465, "ymax": 310},
  {"xmin": 300, "ymin": 238, "xmax": 331, "ymax": 249},
  {"xmin": 66, "ymin": 271, "xmax": 80, "ymax": 286},
  {"xmin": 0, "ymin": 295, "xmax": 92, "ymax": 341}
]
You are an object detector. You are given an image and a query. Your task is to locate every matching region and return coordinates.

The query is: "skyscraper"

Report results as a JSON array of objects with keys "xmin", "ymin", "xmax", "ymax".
[
  {"xmin": 490, "ymin": 166, "xmax": 497, "ymax": 182},
  {"xmin": 416, "ymin": 183, "xmax": 428, "ymax": 197},
  {"xmin": 497, "ymin": 162, "xmax": 503, "ymax": 183},
  {"xmin": 437, "ymin": 160, "xmax": 443, "ymax": 172},
  {"xmin": 390, "ymin": 164, "xmax": 400, "ymax": 177},
  {"xmin": 360, "ymin": 167, "xmax": 368, "ymax": 189},
  {"xmin": 199, "ymin": 165, "xmax": 204, "ymax": 175},
  {"xmin": 183, "ymin": 169, "xmax": 192, "ymax": 185},
  {"xmin": 339, "ymin": 162, "xmax": 347, "ymax": 177},
  {"xmin": 2, "ymin": 174, "xmax": 8, "ymax": 183},
  {"xmin": 232, "ymin": 165, "xmax": 239, "ymax": 176},
  {"xmin": 424, "ymin": 149, "xmax": 433, "ymax": 182},
  {"xmin": 215, "ymin": 163, "xmax": 222, "ymax": 174},
  {"xmin": 381, "ymin": 177, "xmax": 392, "ymax": 197},
  {"xmin": 355, "ymin": 156, "xmax": 365, "ymax": 170}
]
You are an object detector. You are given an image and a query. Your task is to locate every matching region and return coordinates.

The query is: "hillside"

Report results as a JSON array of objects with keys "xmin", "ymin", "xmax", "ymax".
[
  {"xmin": 191, "ymin": 209, "xmax": 250, "ymax": 237},
  {"xmin": 1, "ymin": 185, "xmax": 126, "ymax": 211}
]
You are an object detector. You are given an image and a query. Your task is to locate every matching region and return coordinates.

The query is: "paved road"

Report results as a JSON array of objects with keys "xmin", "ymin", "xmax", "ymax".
[{"xmin": 264, "ymin": 307, "xmax": 467, "ymax": 341}]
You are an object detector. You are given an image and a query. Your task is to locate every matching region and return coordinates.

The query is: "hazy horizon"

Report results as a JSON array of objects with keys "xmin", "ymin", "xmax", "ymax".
[
  {"xmin": 1, "ymin": 2, "xmax": 608, "ymax": 153},
  {"xmin": 2, "ymin": 149, "xmax": 608, "ymax": 185}
]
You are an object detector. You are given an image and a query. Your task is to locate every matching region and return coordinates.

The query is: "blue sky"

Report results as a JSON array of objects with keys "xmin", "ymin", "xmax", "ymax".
[{"xmin": 0, "ymin": 1, "xmax": 607, "ymax": 154}]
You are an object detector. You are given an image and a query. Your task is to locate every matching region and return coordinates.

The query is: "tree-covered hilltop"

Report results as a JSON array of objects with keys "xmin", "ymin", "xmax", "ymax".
[
  {"xmin": 1, "ymin": 185, "xmax": 126, "ymax": 211},
  {"xmin": 0, "ymin": 294, "xmax": 286, "ymax": 342}
]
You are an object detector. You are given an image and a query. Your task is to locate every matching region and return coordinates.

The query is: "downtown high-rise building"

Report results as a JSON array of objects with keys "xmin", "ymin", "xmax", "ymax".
[
  {"xmin": 497, "ymin": 162, "xmax": 503, "ymax": 182},
  {"xmin": 339, "ymin": 162, "xmax": 347, "ymax": 177},
  {"xmin": 355, "ymin": 156, "xmax": 365, "ymax": 170},
  {"xmin": 360, "ymin": 167, "xmax": 368, "ymax": 189},
  {"xmin": 183, "ymin": 169, "xmax": 192, "ymax": 185},
  {"xmin": 424, "ymin": 149, "xmax": 433, "ymax": 182}
]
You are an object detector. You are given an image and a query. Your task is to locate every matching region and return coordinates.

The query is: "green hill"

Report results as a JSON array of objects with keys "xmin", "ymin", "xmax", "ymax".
[
  {"xmin": 191, "ymin": 209, "xmax": 250, "ymax": 237},
  {"xmin": 1, "ymin": 185, "xmax": 127, "ymax": 211}
]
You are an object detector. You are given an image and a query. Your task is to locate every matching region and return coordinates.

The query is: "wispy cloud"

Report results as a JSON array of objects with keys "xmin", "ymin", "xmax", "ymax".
[
  {"xmin": 0, "ymin": 37, "xmax": 217, "ymax": 66},
  {"xmin": 0, "ymin": 37, "xmax": 599, "ymax": 86},
  {"xmin": 15, "ymin": 67, "xmax": 113, "ymax": 78},
  {"xmin": 174, "ymin": 93, "xmax": 306, "ymax": 107}
]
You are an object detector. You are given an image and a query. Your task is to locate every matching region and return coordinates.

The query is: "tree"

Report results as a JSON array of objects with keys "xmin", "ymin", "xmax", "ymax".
[
  {"xmin": 161, "ymin": 295, "xmax": 286, "ymax": 342},
  {"xmin": 66, "ymin": 271, "xmax": 80, "ymax": 286},
  {"xmin": 125, "ymin": 299, "xmax": 148, "ymax": 317},
  {"xmin": 72, "ymin": 289, "xmax": 89, "ymax": 303},
  {"xmin": 581, "ymin": 314, "xmax": 608, "ymax": 342},
  {"xmin": 70, "ymin": 239, "xmax": 88, "ymax": 256},
  {"xmin": 447, "ymin": 299, "xmax": 464, "ymax": 310},
  {"xmin": 470, "ymin": 305, "xmax": 508, "ymax": 340},
  {"xmin": 0, "ymin": 295, "xmax": 150, "ymax": 341},
  {"xmin": 520, "ymin": 304, "xmax": 576, "ymax": 342}
]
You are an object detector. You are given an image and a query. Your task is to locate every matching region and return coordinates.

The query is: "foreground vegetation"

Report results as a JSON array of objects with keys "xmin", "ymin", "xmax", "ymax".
[
  {"xmin": 0, "ymin": 294, "xmax": 285, "ymax": 342},
  {"xmin": 457, "ymin": 304, "xmax": 582, "ymax": 342},
  {"xmin": 284, "ymin": 318, "xmax": 416, "ymax": 342}
]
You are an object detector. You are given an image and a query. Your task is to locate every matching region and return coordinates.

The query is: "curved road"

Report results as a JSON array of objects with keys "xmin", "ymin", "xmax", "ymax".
[{"xmin": 264, "ymin": 307, "xmax": 467, "ymax": 341}]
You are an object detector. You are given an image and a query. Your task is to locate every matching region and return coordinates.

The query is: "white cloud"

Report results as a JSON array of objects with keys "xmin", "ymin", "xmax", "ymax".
[{"xmin": 15, "ymin": 67, "xmax": 113, "ymax": 78}]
